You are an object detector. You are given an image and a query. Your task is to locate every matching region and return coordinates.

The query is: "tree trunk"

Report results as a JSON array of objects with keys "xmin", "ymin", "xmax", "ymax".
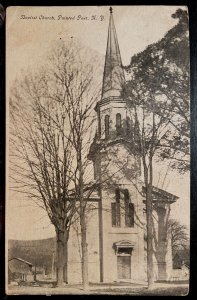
[
  {"xmin": 156, "ymin": 206, "xmax": 168, "ymax": 281},
  {"xmin": 146, "ymin": 184, "xmax": 154, "ymax": 288},
  {"xmin": 56, "ymin": 230, "xmax": 69, "ymax": 287},
  {"xmin": 80, "ymin": 212, "xmax": 89, "ymax": 290},
  {"xmin": 143, "ymin": 156, "xmax": 154, "ymax": 288},
  {"xmin": 78, "ymin": 150, "xmax": 89, "ymax": 291},
  {"xmin": 63, "ymin": 239, "xmax": 68, "ymax": 284}
]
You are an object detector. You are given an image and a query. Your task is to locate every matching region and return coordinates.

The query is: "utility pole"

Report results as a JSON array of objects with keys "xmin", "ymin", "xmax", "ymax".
[{"xmin": 51, "ymin": 250, "xmax": 55, "ymax": 280}]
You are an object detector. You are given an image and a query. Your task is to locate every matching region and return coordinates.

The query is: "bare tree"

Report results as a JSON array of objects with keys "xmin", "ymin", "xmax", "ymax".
[
  {"xmin": 10, "ymin": 74, "xmax": 77, "ymax": 286},
  {"xmin": 57, "ymin": 48, "xmax": 101, "ymax": 290},
  {"xmin": 9, "ymin": 40, "xmax": 101, "ymax": 288},
  {"xmin": 168, "ymin": 219, "xmax": 189, "ymax": 255}
]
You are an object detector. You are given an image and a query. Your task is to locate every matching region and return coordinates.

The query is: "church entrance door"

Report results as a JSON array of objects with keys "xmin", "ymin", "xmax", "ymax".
[{"xmin": 117, "ymin": 255, "xmax": 131, "ymax": 279}]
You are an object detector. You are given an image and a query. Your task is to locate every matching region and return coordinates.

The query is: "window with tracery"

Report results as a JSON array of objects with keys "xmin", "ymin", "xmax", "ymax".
[{"xmin": 111, "ymin": 188, "xmax": 134, "ymax": 228}]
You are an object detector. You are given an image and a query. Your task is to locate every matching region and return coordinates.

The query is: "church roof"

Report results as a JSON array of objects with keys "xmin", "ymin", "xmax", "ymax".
[
  {"xmin": 142, "ymin": 186, "xmax": 179, "ymax": 203},
  {"xmin": 102, "ymin": 7, "xmax": 125, "ymax": 100}
]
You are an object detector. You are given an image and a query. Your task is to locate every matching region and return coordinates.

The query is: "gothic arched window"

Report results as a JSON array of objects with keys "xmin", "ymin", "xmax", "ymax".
[
  {"xmin": 115, "ymin": 188, "xmax": 120, "ymax": 203},
  {"xmin": 111, "ymin": 188, "xmax": 121, "ymax": 227},
  {"xmin": 124, "ymin": 189, "xmax": 134, "ymax": 227},
  {"xmin": 105, "ymin": 115, "xmax": 110, "ymax": 139},
  {"xmin": 116, "ymin": 113, "xmax": 122, "ymax": 136}
]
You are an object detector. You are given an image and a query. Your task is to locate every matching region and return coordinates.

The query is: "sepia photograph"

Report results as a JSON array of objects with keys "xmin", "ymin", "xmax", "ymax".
[{"xmin": 6, "ymin": 5, "xmax": 189, "ymax": 295}]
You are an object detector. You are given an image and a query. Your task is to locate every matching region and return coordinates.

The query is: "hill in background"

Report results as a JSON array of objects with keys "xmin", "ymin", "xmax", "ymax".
[{"xmin": 8, "ymin": 237, "xmax": 56, "ymax": 273}]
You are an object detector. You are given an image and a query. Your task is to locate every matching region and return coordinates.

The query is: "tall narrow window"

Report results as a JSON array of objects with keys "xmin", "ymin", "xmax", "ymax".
[
  {"xmin": 124, "ymin": 189, "xmax": 130, "ymax": 226},
  {"xmin": 111, "ymin": 188, "xmax": 121, "ymax": 227},
  {"xmin": 116, "ymin": 113, "xmax": 122, "ymax": 136},
  {"xmin": 128, "ymin": 203, "xmax": 134, "ymax": 227},
  {"xmin": 126, "ymin": 117, "xmax": 130, "ymax": 136},
  {"xmin": 111, "ymin": 203, "xmax": 120, "ymax": 227},
  {"xmin": 124, "ymin": 189, "xmax": 129, "ymax": 202},
  {"xmin": 124, "ymin": 189, "xmax": 134, "ymax": 227},
  {"xmin": 115, "ymin": 188, "xmax": 120, "ymax": 203},
  {"xmin": 98, "ymin": 110, "xmax": 101, "ymax": 138},
  {"xmin": 105, "ymin": 115, "xmax": 110, "ymax": 139},
  {"xmin": 94, "ymin": 161, "xmax": 99, "ymax": 180}
]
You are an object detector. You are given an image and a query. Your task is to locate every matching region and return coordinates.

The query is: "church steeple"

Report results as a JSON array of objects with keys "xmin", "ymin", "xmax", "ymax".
[
  {"xmin": 91, "ymin": 7, "xmax": 130, "ymax": 143},
  {"xmin": 102, "ymin": 7, "xmax": 125, "ymax": 100}
]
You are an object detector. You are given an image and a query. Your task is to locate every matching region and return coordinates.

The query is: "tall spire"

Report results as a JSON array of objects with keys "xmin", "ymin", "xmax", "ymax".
[{"xmin": 102, "ymin": 7, "xmax": 125, "ymax": 99}]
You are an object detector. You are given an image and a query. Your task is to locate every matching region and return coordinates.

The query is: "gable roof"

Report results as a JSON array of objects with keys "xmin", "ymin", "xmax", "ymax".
[
  {"xmin": 8, "ymin": 257, "xmax": 33, "ymax": 267},
  {"xmin": 142, "ymin": 185, "xmax": 179, "ymax": 203}
]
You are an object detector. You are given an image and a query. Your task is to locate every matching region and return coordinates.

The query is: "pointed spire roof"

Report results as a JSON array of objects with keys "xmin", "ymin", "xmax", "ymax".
[{"xmin": 102, "ymin": 7, "xmax": 125, "ymax": 99}]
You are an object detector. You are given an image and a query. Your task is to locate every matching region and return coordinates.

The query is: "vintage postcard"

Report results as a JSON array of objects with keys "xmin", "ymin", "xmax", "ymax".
[{"xmin": 6, "ymin": 6, "xmax": 189, "ymax": 295}]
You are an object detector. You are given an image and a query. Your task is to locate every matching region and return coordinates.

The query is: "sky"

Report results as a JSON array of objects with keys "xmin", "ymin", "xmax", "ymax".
[{"xmin": 6, "ymin": 5, "xmax": 189, "ymax": 240}]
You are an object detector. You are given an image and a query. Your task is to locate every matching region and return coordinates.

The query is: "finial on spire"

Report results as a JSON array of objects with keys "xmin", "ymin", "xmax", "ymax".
[{"xmin": 109, "ymin": 7, "xmax": 113, "ymax": 14}]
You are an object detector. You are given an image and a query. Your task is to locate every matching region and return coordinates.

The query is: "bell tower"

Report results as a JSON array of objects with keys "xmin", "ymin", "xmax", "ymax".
[
  {"xmin": 92, "ymin": 7, "xmax": 141, "ymax": 183},
  {"xmin": 97, "ymin": 6, "xmax": 127, "ymax": 143},
  {"xmin": 89, "ymin": 7, "xmax": 145, "ymax": 283},
  {"xmin": 97, "ymin": 6, "xmax": 127, "ymax": 142}
]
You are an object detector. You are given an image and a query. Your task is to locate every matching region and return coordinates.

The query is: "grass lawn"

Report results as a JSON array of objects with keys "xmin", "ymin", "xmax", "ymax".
[
  {"xmin": 6, "ymin": 282, "xmax": 189, "ymax": 296},
  {"xmin": 91, "ymin": 286, "xmax": 189, "ymax": 296}
]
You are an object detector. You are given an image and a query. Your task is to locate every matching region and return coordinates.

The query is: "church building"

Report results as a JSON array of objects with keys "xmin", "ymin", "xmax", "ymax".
[{"xmin": 67, "ymin": 7, "xmax": 178, "ymax": 284}]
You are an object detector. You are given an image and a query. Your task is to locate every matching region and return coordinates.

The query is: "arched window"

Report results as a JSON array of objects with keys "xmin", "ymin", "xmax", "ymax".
[
  {"xmin": 115, "ymin": 188, "xmax": 120, "ymax": 203},
  {"xmin": 111, "ymin": 188, "xmax": 121, "ymax": 227},
  {"xmin": 126, "ymin": 117, "xmax": 130, "ymax": 136},
  {"xmin": 116, "ymin": 113, "xmax": 122, "ymax": 136},
  {"xmin": 105, "ymin": 115, "xmax": 110, "ymax": 139},
  {"xmin": 124, "ymin": 189, "xmax": 130, "ymax": 203},
  {"xmin": 124, "ymin": 189, "xmax": 134, "ymax": 227}
]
